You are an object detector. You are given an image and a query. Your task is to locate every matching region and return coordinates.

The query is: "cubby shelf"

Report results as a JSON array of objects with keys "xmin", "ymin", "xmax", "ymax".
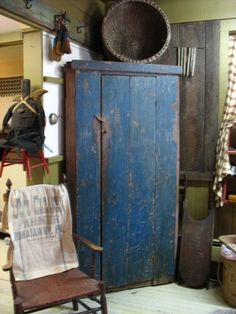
[
  {"xmin": 223, "ymin": 125, "xmax": 236, "ymax": 204},
  {"xmin": 223, "ymin": 175, "xmax": 236, "ymax": 205}
]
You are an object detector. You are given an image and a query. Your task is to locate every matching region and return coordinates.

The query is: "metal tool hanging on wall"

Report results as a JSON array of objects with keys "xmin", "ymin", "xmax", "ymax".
[
  {"xmin": 25, "ymin": 0, "xmax": 33, "ymax": 9},
  {"xmin": 177, "ymin": 47, "xmax": 197, "ymax": 77}
]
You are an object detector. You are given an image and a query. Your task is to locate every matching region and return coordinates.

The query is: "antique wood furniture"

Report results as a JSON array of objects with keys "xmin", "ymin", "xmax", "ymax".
[
  {"xmin": 178, "ymin": 175, "xmax": 214, "ymax": 288},
  {"xmin": 2, "ymin": 181, "xmax": 107, "ymax": 314},
  {"xmin": 64, "ymin": 60, "xmax": 181, "ymax": 289},
  {"xmin": 158, "ymin": 20, "xmax": 220, "ymax": 174},
  {"xmin": 0, "ymin": 148, "xmax": 49, "ymax": 180},
  {"xmin": 222, "ymin": 125, "xmax": 236, "ymax": 205}
]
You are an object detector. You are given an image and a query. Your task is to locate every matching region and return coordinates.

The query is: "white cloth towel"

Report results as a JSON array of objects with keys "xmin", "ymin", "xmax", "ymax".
[{"xmin": 8, "ymin": 184, "xmax": 79, "ymax": 281}]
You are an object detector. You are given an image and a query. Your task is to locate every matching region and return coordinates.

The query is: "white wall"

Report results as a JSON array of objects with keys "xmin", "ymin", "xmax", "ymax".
[{"xmin": 42, "ymin": 32, "xmax": 101, "ymax": 157}]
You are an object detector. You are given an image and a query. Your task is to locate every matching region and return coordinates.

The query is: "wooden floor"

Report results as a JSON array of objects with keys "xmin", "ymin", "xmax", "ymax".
[{"xmin": 0, "ymin": 238, "xmax": 235, "ymax": 314}]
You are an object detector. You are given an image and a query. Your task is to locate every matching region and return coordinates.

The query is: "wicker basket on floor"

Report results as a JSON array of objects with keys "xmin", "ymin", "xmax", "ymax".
[{"xmin": 101, "ymin": 0, "xmax": 171, "ymax": 63}]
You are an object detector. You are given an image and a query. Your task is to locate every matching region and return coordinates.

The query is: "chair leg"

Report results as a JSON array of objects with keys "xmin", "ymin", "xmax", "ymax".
[
  {"xmin": 99, "ymin": 282, "xmax": 108, "ymax": 314},
  {"xmin": 22, "ymin": 150, "xmax": 32, "ymax": 180},
  {"xmin": 14, "ymin": 304, "xmax": 24, "ymax": 314},
  {"xmin": 72, "ymin": 298, "xmax": 78, "ymax": 311},
  {"xmin": 0, "ymin": 148, "xmax": 7, "ymax": 177},
  {"xmin": 39, "ymin": 150, "xmax": 49, "ymax": 174}
]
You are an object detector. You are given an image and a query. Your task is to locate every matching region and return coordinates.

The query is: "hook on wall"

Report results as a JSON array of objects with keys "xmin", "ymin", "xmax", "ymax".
[
  {"xmin": 54, "ymin": 11, "xmax": 71, "ymax": 30},
  {"xmin": 25, "ymin": 0, "xmax": 33, "ymax": 9},
  {"xmin": 77, "ymin": 25, "xmax": 87, "ymax": 34}
]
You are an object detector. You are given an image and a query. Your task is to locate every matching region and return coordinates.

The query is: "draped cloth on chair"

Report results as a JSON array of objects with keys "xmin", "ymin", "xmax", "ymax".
[
  {"xmin": 8, "ymin": 184, "xmax": 79, "ymax": 281},
  {"xmin": 213, "ymin": 35, "xmax": 236, "ymax": 207}
]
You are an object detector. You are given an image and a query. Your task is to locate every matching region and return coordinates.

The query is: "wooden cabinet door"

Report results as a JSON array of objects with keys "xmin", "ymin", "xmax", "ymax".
[{"xmin": 101, "ymin": 75, "xmax": 157, "ymax": 288}]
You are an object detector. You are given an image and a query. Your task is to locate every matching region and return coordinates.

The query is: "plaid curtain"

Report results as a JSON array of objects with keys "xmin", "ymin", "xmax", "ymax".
[{"xmin": 213, "ymin": 35, "xmax": 236, "ymax": 207}]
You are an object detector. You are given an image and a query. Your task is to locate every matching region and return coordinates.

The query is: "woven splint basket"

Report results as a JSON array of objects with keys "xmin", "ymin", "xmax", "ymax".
[{"xmin": 102, "ymin": 0, "xmax": 171, "ymax": 63}]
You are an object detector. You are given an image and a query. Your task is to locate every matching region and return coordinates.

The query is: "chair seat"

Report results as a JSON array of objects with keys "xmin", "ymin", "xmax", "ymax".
[
  {"xmin": 15, "ymin": 268, "xmax": 102, "ymax": 311},
  {"xmin": 0, "ymin": 147, "xmax": 49, "ymax": 180}
]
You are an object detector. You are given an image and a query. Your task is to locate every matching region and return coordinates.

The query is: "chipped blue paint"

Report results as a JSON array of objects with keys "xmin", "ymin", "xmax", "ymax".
[
  {"xmin": 73, "ymin": 61, "xmax": 180, "ymax": 288},
  {"xmin": 76, "ymin": 71, "xmax": 101, "ymax": 275}
]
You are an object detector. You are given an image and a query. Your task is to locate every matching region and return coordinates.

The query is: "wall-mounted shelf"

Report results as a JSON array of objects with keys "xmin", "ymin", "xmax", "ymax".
[
  {"xmin": 227, "ymin": 125, "xmax": 236, "ymax": 166},
  {"xmin": 223, "ymin": 175, "xmax": 236, "ymax": 205},
  {"xmin": 223, "ymin": 125, "xmax": 236, "ymax": 204}
]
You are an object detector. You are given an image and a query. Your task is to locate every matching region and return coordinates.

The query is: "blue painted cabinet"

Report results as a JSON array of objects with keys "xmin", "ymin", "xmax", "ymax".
[{"xmin": 64, "ymin": 61, "xmax": 181, "ymax": 289}]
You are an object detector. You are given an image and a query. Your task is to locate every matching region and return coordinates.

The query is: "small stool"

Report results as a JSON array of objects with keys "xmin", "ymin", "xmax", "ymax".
[{"xmin": 0, "ymin": 147, "xmax": 49, "ymax": 180}]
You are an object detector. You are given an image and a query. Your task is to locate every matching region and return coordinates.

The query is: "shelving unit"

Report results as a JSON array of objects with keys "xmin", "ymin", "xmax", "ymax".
[
  {"xmin": 223, "ymin": 175, "xmax": 236, "ymax": 204},
  {"xmin": 227, "ymin": 125, "xmax": 236, "ymax": 165},
  {"xmin": 223, "ymin": 125, "xmax": 236, "ymax": 204}
]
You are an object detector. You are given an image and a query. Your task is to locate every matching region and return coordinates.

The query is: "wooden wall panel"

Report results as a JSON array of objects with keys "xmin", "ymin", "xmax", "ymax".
[
  {"xmin": 159, "ymin": 21, "xmax": 221, "ymax": 237},
  {"xmin": 214, "ymin": 206, "xmax": 236, "ymax": 237},
  {"xmin": 158, "ymin": 21, "xmax": 220, "ymax": 174},
  {"xmin": 205, "ymin": 21, "xmax": 220, "ymax": 172},
  {"xmin": 178, "ymin": 22, "xmax": 206, "ymax": 172},
  {"xmin": 158, "ymin": 24, "xmax": 179, "ymax": 65}
]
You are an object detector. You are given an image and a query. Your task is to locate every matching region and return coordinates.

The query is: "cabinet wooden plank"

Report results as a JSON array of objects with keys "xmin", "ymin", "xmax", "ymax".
[
  {"xmin": 154, "ymin": 75, "xmax": 179, "ymax": 284},
  {"xmin": 127, "ymin": 76, "xmax": 157, "ymax": 284},
  {"xmin": 102, "ymin": 75, "xmax": 130, "ymax": 287},
  {"xmin": 71, "ymin": 60, "xmax": 181, "ymax": 75},
  {"xmin": 76, "ymin": 71, "xmax": 101, "ymax": 274},
  {"xmin": 65, "ymin": 68, "xmax": 77, "ymax": 228}
]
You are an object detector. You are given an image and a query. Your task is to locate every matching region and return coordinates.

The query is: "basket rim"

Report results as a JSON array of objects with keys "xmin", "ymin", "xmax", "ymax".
[{"xmin": 101, "ymin": 0, "xmax": 171, "ymax": 63}]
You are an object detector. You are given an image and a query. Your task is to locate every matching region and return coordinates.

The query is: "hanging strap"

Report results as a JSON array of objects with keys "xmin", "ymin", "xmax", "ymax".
[{"xmin": 13, "ymin": 96, "xmax": 39, "ymax": 115}]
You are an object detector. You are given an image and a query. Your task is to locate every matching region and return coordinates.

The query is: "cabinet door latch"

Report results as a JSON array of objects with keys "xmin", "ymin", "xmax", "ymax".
[{"xmin": 94, "ymin": 115, "xmax": 104, "ymax": 123}]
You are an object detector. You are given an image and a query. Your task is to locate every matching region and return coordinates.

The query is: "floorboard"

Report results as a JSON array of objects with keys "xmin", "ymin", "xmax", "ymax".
[{"xmin": 0, "ymin": 238, "xmax": 235, "ymax": 314}]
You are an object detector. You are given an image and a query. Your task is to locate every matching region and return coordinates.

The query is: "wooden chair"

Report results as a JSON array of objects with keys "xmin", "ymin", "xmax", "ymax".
[
  {"xmin": 2, "ymin": 181, "xmax": 108, "ymax": 314},
  {"xmin": 0, "ymin": 147, "xmax": 49, "ymax": 180}
]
